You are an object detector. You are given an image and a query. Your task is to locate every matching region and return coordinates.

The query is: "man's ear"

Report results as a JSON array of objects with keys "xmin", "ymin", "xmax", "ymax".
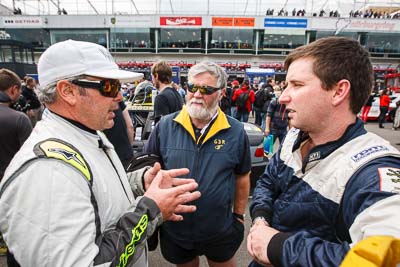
[
  {"xmin": 9, "ymin": 85, "xmax": 21, "ymax": 99},
  {"xmin": 219, "ymin": 88, "xmax": 225, "ymax": 100},
  {"xmin": 57, "ymin": 80, "xmax": 79, "ymax": 105},
  {"xmin": 331, "ymin": 79, "xmax": 351, "ymax": 107}
]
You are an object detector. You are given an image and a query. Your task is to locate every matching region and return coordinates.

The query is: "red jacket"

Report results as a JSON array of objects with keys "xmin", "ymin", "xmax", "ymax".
[
  {"xmin": 232, "ymin": 85, "xmax": 255, "ymax": 112},
  {"xmin": 380, "ymin": 94, "xmax": 390, "ymax": 107}
]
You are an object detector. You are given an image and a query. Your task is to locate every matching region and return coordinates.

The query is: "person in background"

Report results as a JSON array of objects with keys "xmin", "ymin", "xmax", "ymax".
[
  {"xmin": 173, "ymin": 82, "xmax": 187, "ymax": 104},
  {"xmin": 0, "ymin": 40, "xmax": 201, "ymax": 267},
  {"xmin": 151, "ymin": 61, "xmax": 183, "ymax": 124},
  {"xmin": 229, "ymin": 80, "xmax": 240, "ymax": 118},
  {"xmin": 248, "ymin": 37, "xmax": 400, "ymax": 267},
  {"xmin": 360, "ymin": 92, "xmax": 376, "ymax": 123},
  {"xmin": 264, "ymin": 93, "xmax": 289, "ymax": 146},
  {"xmin": 253, "ymin": 83, "xmax": 263, "ymax": 126},
  {"xmin": 0, "ymin": 69, "xmax": 33, "ymax": 261},
  {"xmin": 22, "ymin": 76, "xmax": 42, "ymax": 127},
  {"xmin": 260, "ymin": 79, "xmax": 275, "ymax": 131},
  {"xmin": 392, "ymin": 100, "xmax": 400, "ymax": 130},
  {"xmin": 145, "ymin": 61, "xmax": 250, "ymax": 267},
  {"xmin": 378, "ymin": 89, "xmax": 390, "ymax": 128},
  {"xmin": 374, "ymin": 80, "xmax": 384, "ymax": 93},
  {"xmin": 103, "ymin": 100, "xmax": 135, "ymax": 169},
  {"xmin": 232, "ymin": 79, "xmax": 255, "ymax": 122},
  {"xmin": 0, "ymin": 69, "xmax": 32, "ymax": 181}
]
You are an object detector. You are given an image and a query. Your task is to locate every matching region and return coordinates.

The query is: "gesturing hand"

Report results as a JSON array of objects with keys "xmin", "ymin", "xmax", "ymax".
[
  {"xmin": 144, "ymin": 167, "xmax": 201, "ymax": 221},
  {"xmin": 144, "ymin": 162, "xmax": 189, "ymax": 190}
]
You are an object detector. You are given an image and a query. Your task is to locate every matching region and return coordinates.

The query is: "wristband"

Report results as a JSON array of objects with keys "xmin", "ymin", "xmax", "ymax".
[{"xmin": 233, "ymin": 212, "xmax": 245, "ymax": 220}]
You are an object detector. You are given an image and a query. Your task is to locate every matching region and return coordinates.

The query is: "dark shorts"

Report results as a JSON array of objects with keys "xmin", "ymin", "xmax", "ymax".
[{"xmin": 160, "ymin": 218, "xmax": 244, "ymax": 264}]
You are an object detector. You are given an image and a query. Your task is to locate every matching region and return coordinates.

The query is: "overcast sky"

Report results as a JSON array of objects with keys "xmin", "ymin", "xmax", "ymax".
[{"xmin": 1, "ymin": 0, "xmax": 399, "ymax": 16}]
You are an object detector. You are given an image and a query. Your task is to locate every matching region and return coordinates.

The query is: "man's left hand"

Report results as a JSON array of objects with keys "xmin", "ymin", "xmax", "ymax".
[
  {"xmin": 247, "ymin": 222, "xmax": 280, "ymax": 265},
  {"xmin": 143, "ymin": 162, "xmax": 190, "ymax": 190}
]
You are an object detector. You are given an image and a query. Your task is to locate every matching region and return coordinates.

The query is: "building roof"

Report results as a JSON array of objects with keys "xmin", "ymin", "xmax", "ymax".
[{"xmin": 1, "ymin": 0, "xmax": 399, "ymax": 16}]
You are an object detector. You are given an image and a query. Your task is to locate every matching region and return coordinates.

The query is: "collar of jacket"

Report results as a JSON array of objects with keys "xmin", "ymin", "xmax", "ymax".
[
  {"xmin": 292, "ymin": 118, "xmax": 367, "ymax": 172},
  {"xmin": 173, "ymin": 105, "xmax": 231, "ymax": 145}
]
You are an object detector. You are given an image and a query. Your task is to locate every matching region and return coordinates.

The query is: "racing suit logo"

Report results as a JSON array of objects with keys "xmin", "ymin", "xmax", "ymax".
[
  {"xmin": 214, "ymin": 139, "xmax": 225, "ymax": 150},
  {"xmin": 118, "ymin": 214, "xmax": 148, "ymax": 267}
]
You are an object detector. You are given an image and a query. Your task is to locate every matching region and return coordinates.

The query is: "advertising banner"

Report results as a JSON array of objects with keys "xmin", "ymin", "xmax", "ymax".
[
  {"xmin": 160, "ymin": 17, "xmax": 202, "ymax": 26},
  {"xmin": 212, "ymin": 17, "xmax": 233, "ymax": 27},
  {"xmin": 2, "ymin": 17, "xmax": 43, "ymax": 28},
  {"xmin": 212, "ymin": 17, "xmax": 255, "ymax": 27},
  {"xmin": 264, "ymin": 18, "xmax": 307, "ymax": 28},
  {"xmin": 310, "ymin": 18, "xmax": 399, "ymax": 32},
  {"xmin": 234, "ymin": 18, "xmax": 255, "ymax": 27},
  {"xmin": 109, "ymin": 16, "xmax": 153, "ymax": 27}
]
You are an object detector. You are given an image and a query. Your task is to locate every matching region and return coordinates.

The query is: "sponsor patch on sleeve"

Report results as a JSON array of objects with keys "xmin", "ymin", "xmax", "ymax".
[{"xmin": 378, "ymin": 167, "xmax": 400, "ymax": 193}]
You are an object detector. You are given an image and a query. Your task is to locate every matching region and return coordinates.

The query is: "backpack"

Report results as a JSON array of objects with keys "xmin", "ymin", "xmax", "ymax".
[
  {"xmin": 254, "ymin": 89, "xmax": 266, "ymax": 108},
  {"xmin": 230, "ymin": 86, "xmax": 238, "ymax": 106},
  {"xmin": 236, "ymin": 91, "xmax": 249, "ymax": 111},
  {"xmin": 219, "ymin": 95, "xmax": 231, "ymax": 111}
]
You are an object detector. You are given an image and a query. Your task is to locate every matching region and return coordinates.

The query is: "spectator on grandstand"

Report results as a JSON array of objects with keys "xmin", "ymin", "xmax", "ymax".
[
  {"xmin": 265, "ymin": 8, "xmax": 274, "ymax": 16},
  {"xmin": 151, "ymin": 61, "xmax": 183, "ymax": 124},
  {"xmin": 248, "ymin": 36, "xmax": 400, "ymax": 267}
]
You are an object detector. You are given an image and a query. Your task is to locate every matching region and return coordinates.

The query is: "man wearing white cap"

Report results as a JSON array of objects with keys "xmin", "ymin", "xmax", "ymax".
[{"xmin": 0, "ymin": 40, "xmax": 201, "ymax": 267}]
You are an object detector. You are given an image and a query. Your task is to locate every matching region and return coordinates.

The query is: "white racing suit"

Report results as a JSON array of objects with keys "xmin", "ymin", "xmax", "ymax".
[{"xmin": 0, "ymin": 109, "xmax": 162, "ymax": 266}]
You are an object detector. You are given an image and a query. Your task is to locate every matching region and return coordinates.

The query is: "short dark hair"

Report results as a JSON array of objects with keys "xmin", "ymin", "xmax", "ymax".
[
  {"xmin": 284, "ymin": 37, "xmax": 373, "ymax": 114},
  {"xmin": 0, "ymin": 69, "xmax": 21, "ymax": 91},
  {"xmin": 151, "ymin": 61, "xmax": 172, "ymax": 84},
  {"xmin": 26, "ymin": 77, "xmax": 35, "ymax": 85}
]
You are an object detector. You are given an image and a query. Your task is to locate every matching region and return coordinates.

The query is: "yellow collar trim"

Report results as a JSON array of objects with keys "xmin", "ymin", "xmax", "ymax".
[{"xmin": 174, "ymin": 106, "xmax": 231, "ymax": 144}]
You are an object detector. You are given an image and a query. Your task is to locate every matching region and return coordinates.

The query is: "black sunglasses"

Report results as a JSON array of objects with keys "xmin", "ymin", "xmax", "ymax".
[
  {"xmin": 186, "ymin": 82, "xmax": 221, "ymax": 95},
  {"xmin": 71, "ymin": 79, "xmax": 121, "ymax": 98}
]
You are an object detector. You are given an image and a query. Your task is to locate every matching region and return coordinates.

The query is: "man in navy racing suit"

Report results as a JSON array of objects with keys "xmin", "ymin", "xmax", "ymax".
[{"xmin": 247, "ymin": 37, "xmax": 400, "ymax": 267}]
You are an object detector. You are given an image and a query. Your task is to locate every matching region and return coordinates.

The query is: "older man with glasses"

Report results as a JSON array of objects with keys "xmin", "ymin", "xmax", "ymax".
[
  {"xmin": 144, "ymin": 62, "xmax": 251, "ymax": 267},
  {"xmin": 0, "ymin": 40, "xmax": 201, "ymax": 267}
]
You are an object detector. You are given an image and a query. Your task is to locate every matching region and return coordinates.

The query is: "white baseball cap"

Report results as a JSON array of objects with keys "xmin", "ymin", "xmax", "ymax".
[{"xmin": 38, "ymin": 40, "xmax": 143, "ymax": 88}]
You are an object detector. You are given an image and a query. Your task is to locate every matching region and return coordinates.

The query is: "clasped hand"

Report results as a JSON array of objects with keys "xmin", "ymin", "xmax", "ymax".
[
  {"xmin": 144, "ymin": 163, "xmax": 201, "ymax": 221},
  {"xmin": 247, "ymin": 220, "xmax": 279, "ymax": 266}
]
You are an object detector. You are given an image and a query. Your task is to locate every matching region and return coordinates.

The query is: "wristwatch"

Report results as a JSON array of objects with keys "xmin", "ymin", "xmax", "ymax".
[
  {"xmin": 233, "ymin": 212, "xmax": 245, "ymax": 220},
  {"xmin": 252, "ymin": 216, "xmax": 268, "ymax": 226}
]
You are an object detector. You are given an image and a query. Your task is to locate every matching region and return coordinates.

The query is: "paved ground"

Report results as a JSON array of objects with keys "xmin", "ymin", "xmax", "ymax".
[{"xmin": 1, "ymin": 121, "xmax": 399, "ymax": 267}]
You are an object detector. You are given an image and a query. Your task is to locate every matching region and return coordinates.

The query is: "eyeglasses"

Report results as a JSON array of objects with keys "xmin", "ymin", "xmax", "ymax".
[
  {"xmin": 71, "ymin": 79, "xmax": 121, "ymax": 98},
  {"xmin": 186, "ymin": 82, "xmax": 221, "ymax": 95}
]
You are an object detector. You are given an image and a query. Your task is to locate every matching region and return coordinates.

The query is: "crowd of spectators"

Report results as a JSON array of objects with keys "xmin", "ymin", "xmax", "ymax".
[
  {"xmin": 349, "ymin": 9, "xmax": 400, "ymax": 19},
  {"xmin": 266, "ymin": 7, "xmax": 400, "ymax": 19}
]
